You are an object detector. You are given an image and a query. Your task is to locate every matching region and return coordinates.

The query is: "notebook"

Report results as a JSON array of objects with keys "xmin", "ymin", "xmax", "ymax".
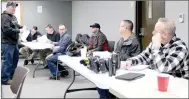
[{"xmin": 115, "ymin": 73, "xmax": 145, "ymax": 81}]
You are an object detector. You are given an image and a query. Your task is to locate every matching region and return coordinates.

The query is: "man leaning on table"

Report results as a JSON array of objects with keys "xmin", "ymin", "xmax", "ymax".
[
  {"xmin": 39, "ymin": 24, "xmax": 60, "ymax": 68},
  {"xmin": 19, "ymin": 26, "xmax": 42, "ymax": 65},
  {"xmin": 1, "ymin": 2, "xmax": 24, "ymax": 85},
  {"xmin": 46, "ymin": 24, "xmax": 72, "ymax": 80},
  {"xmin": 122, "ymin": 18, "xmax": 189, "ymax": 79}
]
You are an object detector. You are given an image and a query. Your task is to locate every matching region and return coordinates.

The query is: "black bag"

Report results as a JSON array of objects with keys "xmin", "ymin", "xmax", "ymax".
[
  {"xmin": 88, "ymin": 56, "xmax": 109, "ymax": 74},
  {"xmin": 66, "ymin": 42, "xmax": 81, "ymax": 56}
]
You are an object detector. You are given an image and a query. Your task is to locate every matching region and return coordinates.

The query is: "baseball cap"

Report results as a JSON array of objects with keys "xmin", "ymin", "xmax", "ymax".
[
  {"xmin": 90, "ymin": 23, "xmax": 100, "ymax": 29},
  {"xmin": 6, "ymin": 2, "xmax": 18, "ymax": 8}
]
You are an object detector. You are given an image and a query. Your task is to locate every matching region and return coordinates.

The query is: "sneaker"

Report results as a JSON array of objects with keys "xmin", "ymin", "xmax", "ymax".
[
  {"xmin": 44, "ymin": 65, "xmax": 49, "ymax": 69},
  {"xmin": 31, "ymin": 59, "xmax": 34, "ymax": 64},
  {"xmin": 49, "ymin": 76, "xmax": 60, "ymax": 80},
  {"xmin": 2, "ymin": 80, "xmax": 12, "ymax": 85},
  {"xmin": 24, "ymin": 60, "xmax": 28, "ymax": 65}
]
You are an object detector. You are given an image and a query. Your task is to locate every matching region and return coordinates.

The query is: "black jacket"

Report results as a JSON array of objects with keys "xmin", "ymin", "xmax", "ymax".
[
  {"xmin": 1, "ymin": 11, "xmax": 22, "ymax": 45},
  {"xmin": 47, "ymin": 31, "xmax": 60, "ymax": 42},
  {"xmin": 115, "ymin": 34, "xmax": 141, "ymax": 61},
  {"xmin": 26, "ymin": 31, "xmax": 42, "ymax": 42}
]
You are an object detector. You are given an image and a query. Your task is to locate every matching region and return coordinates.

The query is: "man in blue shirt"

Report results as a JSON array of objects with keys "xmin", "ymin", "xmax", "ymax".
[{"xmin": 46, "ymin": 24, "xmax": 72, "ymax": 80}]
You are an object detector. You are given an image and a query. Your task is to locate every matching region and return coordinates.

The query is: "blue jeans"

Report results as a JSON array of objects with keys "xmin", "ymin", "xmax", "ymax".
[
  {"xmin": 1, "ymin": 44, "xmax": 19, "ymax": 84},
  {"xmin": 46, "ymin": 54, "xmax": 60, "ymax": 77}
]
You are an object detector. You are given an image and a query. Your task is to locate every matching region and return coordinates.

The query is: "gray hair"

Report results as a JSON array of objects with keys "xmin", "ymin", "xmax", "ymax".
[{"xmin": 158, "ymin": 18, "xmax": 176, "ymax": 35}]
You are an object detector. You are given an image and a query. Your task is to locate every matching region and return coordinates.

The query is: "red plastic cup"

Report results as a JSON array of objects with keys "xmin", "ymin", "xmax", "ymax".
[{"xmin": 157, "ymin": 74, "xmax": 169, "ymax": 92}]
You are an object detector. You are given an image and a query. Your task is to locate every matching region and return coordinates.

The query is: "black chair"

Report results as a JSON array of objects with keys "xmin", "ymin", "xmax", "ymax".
[
  {"xmin": 108, "ymin": 41, "xmax": 115, "ymax": 52},
  {"xmin": 81, "ymin": 34, "xmax": 90, "ymax": 46},
  {"xmin": 56, "ymin": 42, "xmax": 75, "ymax": 80},
  {"xmin": 75, "ymin": 33, "xmax": 83, "ymax": 43},
  {"xmin": 2, "ymin": 66, "xmax": 29, "ymax": 98}
]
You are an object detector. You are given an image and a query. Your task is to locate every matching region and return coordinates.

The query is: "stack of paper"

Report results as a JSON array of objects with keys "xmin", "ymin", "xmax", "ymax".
[
  {"xmin": 20, "ymin": 26, "xmax": 30, "ymax": 42},
  {"xmin": 93, "ymin": 51, "xmax": 112, "ymax": 59},
  {"xmin": 37, "ymin": 35, "xmax": 51, "ymax": 43}
]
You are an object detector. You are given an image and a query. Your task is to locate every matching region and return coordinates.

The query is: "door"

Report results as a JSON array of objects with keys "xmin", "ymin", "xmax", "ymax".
[{"xmin": 136, "ymin": 1, "xmax": 165, "ymax": 49}]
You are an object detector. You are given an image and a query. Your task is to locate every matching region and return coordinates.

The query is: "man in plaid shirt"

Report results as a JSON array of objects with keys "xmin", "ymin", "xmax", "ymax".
[{"xmin": 121, "ymin": 18, "xmax": 189, "ymax": 79}]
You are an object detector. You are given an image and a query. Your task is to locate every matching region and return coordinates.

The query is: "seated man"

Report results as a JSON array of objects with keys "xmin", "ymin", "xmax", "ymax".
[
  {"xmin": 122, "ymin": 18, "xmax": 189, "ymax": 79},
  {"xmin": 98, "ymin": 20, "xmax": 142, "ymax": 99},
  {"xmin": 39, "ymin": 24, "xmax": 60, "ymax": 68},
  {"xmin": 19, "ymin": 26, "xmax": 42, "ymax": 65},
  {"xmin": 46, "ymin": 24, "xmax": 71, "ymax": 80},
  {"xmin": 115, "ymin": 20, "xmax": 141, "ymax": 61},
  {"xmin": 88, "ymin": 23, "xmax": 111, "ymax": 99},
  {"xmin": 88, "ymin": 23, "xmax": 109, "ymax": 54}
]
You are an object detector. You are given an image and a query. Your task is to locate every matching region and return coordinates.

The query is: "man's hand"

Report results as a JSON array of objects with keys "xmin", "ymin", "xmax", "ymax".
[
  {"xmin": 46, "ymin": 54, "xmax": 53, "ymax": 59},
  {"xmin": 120, "ymin": 60, "xmax": 132, "ymax": 70},
  {"xmin": 19, "ymin": 29, "xmax": 24, "ymax": 33},
  {"xmin": 87, "ymin": 50, "xmax": 93, "ymax": 57},
  {"xmin": 52, "ymin": 42, "xmax": 58, "ymax": 45},
  {"xmin": 152, "ymin": 32, "xmax": 161, "ymax": 50}
]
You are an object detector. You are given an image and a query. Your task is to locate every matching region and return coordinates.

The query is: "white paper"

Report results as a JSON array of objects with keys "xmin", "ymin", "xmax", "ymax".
[
  {"xmin": 37, "ymin": 35, "xmax": 50, "ymax": 43},
  {"xmin": 93, "ymin": 51, "xmax": 112, "ymax": 59},
  {"xmin": 37, "ymin": 6, "xmax": 42, "ymax": 13},
  {"xmin": 128, "ymin": 65, "xmax": 149, "ymax": 71},
  {"xmin": 20, "ymin": 26, "xmax": 30, "ymax": 42},
  {"xmin": 21, "ymin": 42, "xmax": 54, "ymax": 50}
]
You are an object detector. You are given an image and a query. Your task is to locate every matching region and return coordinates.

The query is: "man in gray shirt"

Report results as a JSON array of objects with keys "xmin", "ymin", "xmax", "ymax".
[
  {"xmin": 115, "ymin": 20, "xmax": 141, "ymax": 61},
  {"xmin": 46, "ymin": 24, "xmax": 72, "ymax": 80}
]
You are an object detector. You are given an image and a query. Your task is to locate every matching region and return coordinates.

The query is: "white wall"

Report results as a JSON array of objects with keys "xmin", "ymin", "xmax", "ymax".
[
  {"xmin": 72, "ymin": 1, "xmax": 136, "ymax": 42},
  {"xmin": 21, "ymin": 1, "xmax": 72, "ymax": 35},
  {"xmin": 165, "ymin": 1, "xmax": 188, "ymax": 47}
]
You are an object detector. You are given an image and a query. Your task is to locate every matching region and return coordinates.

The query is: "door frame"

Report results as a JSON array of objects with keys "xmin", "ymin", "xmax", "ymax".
[{"xmin": 135, "ymin": 1, "xmax": 143, "ymax": 51}]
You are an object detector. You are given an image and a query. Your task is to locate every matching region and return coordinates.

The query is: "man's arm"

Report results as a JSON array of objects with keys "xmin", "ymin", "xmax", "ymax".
[
  {"xmin": 53, "ymin": 35, "xmax": 71, "ymax": 53},
  {"xmin": 26, "ymin": 33, "xmax": 32, "ymax": 42},
  {"xmin": 1, "ymin": 17, "xmax": 20, "ymax": 35},
  {"xmin": 129, "ymin": 43, "xmax": 152, "ymax": 65},
  {"xmin": 153, "ymin": 46, "xmax": 188, "ymax": 73},
  {"xmin": 122, "ymin": 42, "xmax": 141, "ymax": 61},
  {"xmin": 16, "ymin": 23, "xmax": 23, "ymax": 29}
]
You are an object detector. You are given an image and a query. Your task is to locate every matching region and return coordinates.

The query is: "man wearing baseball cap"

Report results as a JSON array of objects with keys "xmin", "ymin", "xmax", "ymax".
[
  {"xmin": 1, "ymin": 2, "xmax": 24, "ymax": 85},
  {"xmin": 88, "ymin": 23, "xmax": 109, "ymax": 54},
  {"xmin": 89, "ymin": 23, "xmax": 111, "ymax": 99}
]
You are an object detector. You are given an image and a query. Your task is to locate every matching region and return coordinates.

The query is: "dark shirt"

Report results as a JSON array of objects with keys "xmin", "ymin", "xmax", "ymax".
[
  {"xmin": 1, "ymin": 11, "xmax": 22, "ymax": 45},
  {"xmin": 47, "ymin": 31, "xmax": 60, "ymax": 42},
  {"xmin": 89, "ymin": 31, "xmax": 109, "ymax": 51},
  {"xmin": 26, "ymin": 31, "xmax": 42, "ymax": 42},
  {"xmin": 115, "ymin": 34, "xmax": 141, "ymax": 61}
]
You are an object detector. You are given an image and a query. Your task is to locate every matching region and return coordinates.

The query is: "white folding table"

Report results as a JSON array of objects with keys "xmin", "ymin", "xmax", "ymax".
[
  {"xmin": 58, "ymin": 55, "xmax": 188, "ymax": 99},
  {"xmin": 21, "ymin": 42, "xmax": 54, "ymax": 78},
  {"xmin": 109, "ymin": 70, "xmax": 188, "ymax": 98}
]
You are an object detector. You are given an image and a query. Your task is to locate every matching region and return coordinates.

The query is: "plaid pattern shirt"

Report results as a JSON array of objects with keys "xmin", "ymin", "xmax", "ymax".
[{"xmin": 129, "ymin": 36, "xmax": 189, "ymax": 79}]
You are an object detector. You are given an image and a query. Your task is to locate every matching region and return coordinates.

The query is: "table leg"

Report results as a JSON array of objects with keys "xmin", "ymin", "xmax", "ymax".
[
  {"xmin": 33, "ymin": 59, "xmax": 41, "ymax": 78},
  {"xmin": 63, "ymin": 69, "xmax": 75, "ymax": 99}
]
